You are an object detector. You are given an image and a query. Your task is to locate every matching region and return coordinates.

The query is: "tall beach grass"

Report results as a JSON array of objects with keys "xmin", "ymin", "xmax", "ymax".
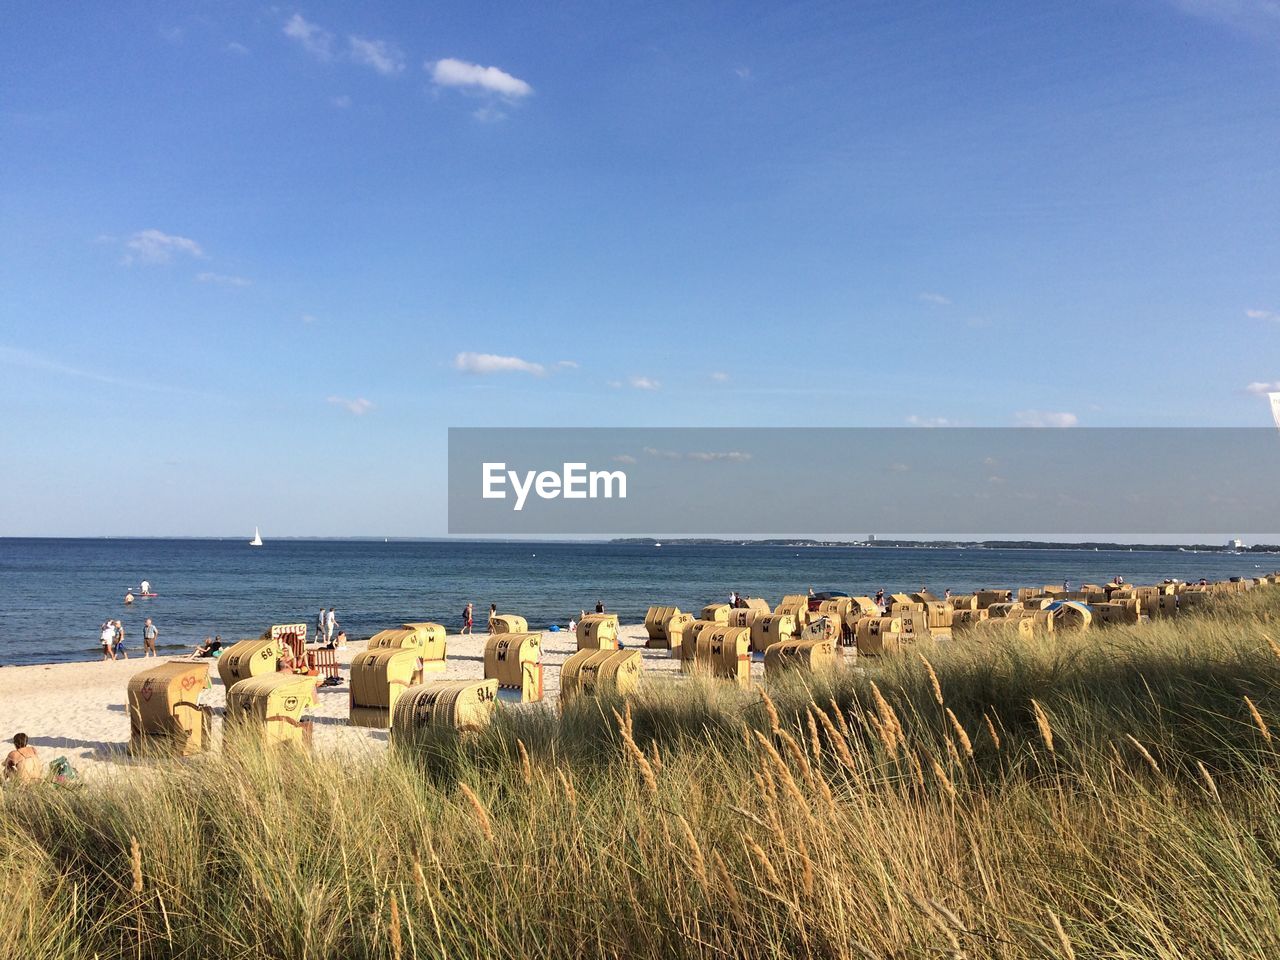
[{"xmin": 4, "ymin": 591, "xmax": 1280, "ymax": 959}]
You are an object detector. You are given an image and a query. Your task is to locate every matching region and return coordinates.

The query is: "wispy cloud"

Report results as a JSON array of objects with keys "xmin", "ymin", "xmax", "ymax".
[
  {"xmin": 300, "ymin": 313, "xmax": 318, "ymax": 324},
  {"xmin": 429, "ymin": 58, "xmax": 533, "ymax": 97},
  {"xmin": 628, "ymin": 376, "xmax": 660, "ymax": 390},
  {"xmin": 918, "ymin": 292, "xmax": 952, "ymax": 305},
  {"xmin": 710, "ymin": 371, "xmax": 729, "ymax": 382},
  {"xmin": 196, "ymin": 271, "xmax": 250, "ymax": 287},
  {"xmin": 612, "ymin": 454, "xmax": 637, "ymax": 464},
  {"xmin": 349, "ymin": 36, "xmax": 404, "ymax": 75},
  {"xmin": 1015, "ymin": 410, "xmax": 1078, "ymax": 428},
  {"xmin": 327, "ymin": 395, "xmax": 374, "ymax": 415},
  {"xmin": 331, "ymin": 94, "xmax": 352, "ymax": 109},
  {"xmin": 0, "ymin": 344, "xmax": 207, "ymax": 396},
  {"xmin": 1246, "ymin": 381, "xmax": 1280, "ymax": 395},
  {"xmin": 1165, "ymin": 0, "xmax": 1280, "ymax": 39},
  {"xmin": 1246, "ymin": 308, "xmax": 1278, "ymax": 321},
  {"xmin": 643, "ymin": 447, "xmax": 751, "ymax": 463},
  {"xmin": 454, "ymin": 352, "xmax": 545, "ymax": 376},
  {"xmin": 283, "ymin": 13, "xmax": 334, "ymax": 60},
  {"xmin": 122, "ymin": 229, "xmax": 204, "ymax": 265},
  {"xmin": 225, "ymin": 41, "xmax": 250, "ymax": 56},
  {"xmin": 906, "ymin": 415, "xmax": 953, "ymax": 427},
  {"xmin": 556, "ymin": 359, "xmax": 579, "ymax": 369}
]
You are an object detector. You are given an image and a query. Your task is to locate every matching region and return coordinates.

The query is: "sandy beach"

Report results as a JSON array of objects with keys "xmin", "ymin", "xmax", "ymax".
[{"xmin": 0, "ymin": 623, "xmax": 717, "ymax": 776}]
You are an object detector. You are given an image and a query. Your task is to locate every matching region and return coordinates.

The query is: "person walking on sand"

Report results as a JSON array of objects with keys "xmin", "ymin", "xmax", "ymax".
[
  {"xmin": 143, "ymin": 618, "xmax": 158, "ymax": 657},
  {"xmin": 100, "ymin": 620, "xmax": 116, "ymax": 661},
  {"xmin": 4, "ymin": 733, "xmax": 40, "ymax": 783},
  {"xmin": 462, "ymin": 602, "xmax": 474, "ymax": 635},
  {"xmin": 113, "ymin": 620, "xmax": 129, "ymax": 660},
  {"xmin": 325, "ymin": 608, "xmax": 337, "ymax": 644},
  {"xmin": 488, "ymin": 603, "xmax": 497, "ymax": 634},
  {"xmin": 316, "ymin": 607, "xmax": 326, "ymax": 641}
]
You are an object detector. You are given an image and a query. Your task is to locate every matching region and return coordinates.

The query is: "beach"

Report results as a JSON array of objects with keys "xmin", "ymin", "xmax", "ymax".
[{"xmin": 0, "ymin": 623, "xmax": 682, "ymax": 776}]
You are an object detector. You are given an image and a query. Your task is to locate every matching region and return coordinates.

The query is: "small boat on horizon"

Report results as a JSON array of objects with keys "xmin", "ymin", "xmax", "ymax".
[{"xmin": 250, "ymin": 526, "xmax": 263, "ymax": 547}]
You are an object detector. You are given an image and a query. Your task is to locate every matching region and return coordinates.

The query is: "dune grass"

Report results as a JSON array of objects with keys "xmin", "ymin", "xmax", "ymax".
[{"xmin": 4, "ymin": 591, "xmax": 1280, "ymax": 959}]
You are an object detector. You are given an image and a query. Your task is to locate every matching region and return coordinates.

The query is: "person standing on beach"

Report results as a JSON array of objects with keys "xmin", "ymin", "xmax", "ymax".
[
  {"xmin": 100, "ymin": 621, "xmax": 116, "ymax": 661},
  {"xmin": 488, "ymin": 603, "xmax": 497, "ymax": 634},
  {"xmin": 595, "ymin": 600, "xmax": 605, "ymax": 614},
  {"xmin": 143, "ymin": 618, "xmax": 158, "ymax": 657},
  {"xmin": 325, "ymin": 608, "xmax": 337, "ymax": 644},
  {"xmin": 462, "ymin": 602, "xmax": 474, "ymax": 635},
  {"xmin": 113, "ymin": 620, "xmax": 129, "ymax": 659},
  {"xmin": 316, "ymin": 608, "xmax": 326, "ymax": 642}
]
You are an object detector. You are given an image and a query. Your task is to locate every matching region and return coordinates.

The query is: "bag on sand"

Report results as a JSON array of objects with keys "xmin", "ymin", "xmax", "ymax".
[{"xmin": 48, "ymin": 757, "xmax": 77, "ymax": 784}]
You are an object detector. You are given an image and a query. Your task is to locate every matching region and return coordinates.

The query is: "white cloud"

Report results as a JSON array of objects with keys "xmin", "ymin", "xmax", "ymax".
[
  {"xmin": 710, "ymin": 371, "xmax": 730, "ymax": 382},
  {"xmin": 613, "ymin": 454, "xmax": 637, "ymax": 464},
  {"xmin": 226, "ymin": 41, "xmax": 250, "ymax": 56},
  {"xmin": 327, "ymin": 395, "xmax": 374, "ymax": 415},
  {"xmin": 123, "ymin": 229, "xmax": 205, "ymax": 265},
  {"xmin": 284, "ymin": 13, "xmax": 333, "ymax": 60},
  {"xmin": 1246, "ymin": 308, "xmax": 1278, "ymax": 321},
  {"xmin": 1246, "ymin": 381, "xmax": 1280, "ymax": 395},
  {"xmin": 429, "ymin": 58, "xmax": 533, "ymax": 97},
  {"xmin": 454, "ymin": 352, "xmax": 545, "ymax": 376},
  {"xmin": 629, "ymin": 375, "xmax": 660, "ymax": 390},
  {"xmin": 918, "ymin": 292, "xmax": 952, "ymax": 305},
  {"xmin": 906, "ymin": 415, "xmax": 953, "ymax": 427},
  {"xmin": 556, "ymin": 359, "xmax": 579, "ymax": 369},
  {"xmin": 300, "ymin": 313, "xmax": 318, "ymax": 324},
  {"xmin": 196, "ymin": 271, "xmax": 250, "ymax": 287},
  {"xmin": 734, "ymin": 66, "xmax": 752, "ymax": 79},
  {"xmin": 332, "ymin": 95, "xmax": 352, "ymax": 109},
  {"xmin": 349, "ymin": 36, "xmax": 404, "ymax": 75},
  {"xmin": 1015, "ymin": 410, "xmax": 1079, "ymax": 428}
]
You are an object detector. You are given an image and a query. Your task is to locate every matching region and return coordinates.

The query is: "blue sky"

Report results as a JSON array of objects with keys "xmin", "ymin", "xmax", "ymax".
[{"xmin": 2, "ymin": 0, "xmax": 1279, "ymax": 536}]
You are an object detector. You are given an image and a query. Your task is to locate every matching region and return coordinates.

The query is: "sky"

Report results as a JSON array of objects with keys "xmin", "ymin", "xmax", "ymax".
[{"xmin": 2, "ymin": 0, "xmax": 1279, "ymax": 537}]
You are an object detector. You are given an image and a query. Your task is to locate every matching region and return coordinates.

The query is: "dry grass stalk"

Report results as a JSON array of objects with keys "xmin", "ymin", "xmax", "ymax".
[
  {"xmin": 931, "ymin": 756, "xmax": 957, "ymax": 799},
  {"xmin": 983, "ymin": 711, "xmax": 1002, "ymax": 751},
  {"xmin": 1048, "ymin": 909, "xmax": 1076, "ymax": 960},
  {"xmin": 745, "ymin": 837, "xmax": 783, "ymax": 890},
  {"xmin": 1031, "ymin": 699, "xmax": 1055, "ymax": 754},
  {"xmin": 1124, "ymin": 734, "xmax": 1161, "ymax": 774},
  {"xmin": 760, "ymin": 688, "xmax": 782, "ymax": 734},
  {"xmin": 129, "ymin": 836, "xmax": 143, "ymax": 895},
  {"xmin": 814, "ymin": 705, "xmax": 858, "ymax": 771},
  {"xmin": 805, "ymin": 706, "xmax": 823, "ymax": 761},
  {"xmin": 1244, "ymin": 696, "xmax": 1272, "ymax": 742},
  {"xmin": 676, "ymin": 815, "xmax": 709, "ymax": 887},
  {"xmin": 557, "ymin": 767, "xmax": 577, "ymax": 810},
  {"xmin": 919, "ymin": 653, "xmax": 944, "ymax": 706},
  {"xmin": 946, "ymin": 708, "xmax": 974, "ymax": 759},
  {"xmin": 389, "ymin": 892, "xmax": 403, "ymax": 960},
  {"xmin": 459, "ymin": 783, "xmax": 495, "ymax": 843},
  {"xmin": 1196, "ymin": 761, "xmax": 1221, "ymax": 803},
  {"xmin": 516, "ymin": 738, "xmax": 532, "ymax": 786}
]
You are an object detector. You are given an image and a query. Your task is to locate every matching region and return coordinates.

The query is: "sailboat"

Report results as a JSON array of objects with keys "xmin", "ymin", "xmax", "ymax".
[{"xmin": 250, "ymin": 526, "xmax": 263, "ymax": 547}]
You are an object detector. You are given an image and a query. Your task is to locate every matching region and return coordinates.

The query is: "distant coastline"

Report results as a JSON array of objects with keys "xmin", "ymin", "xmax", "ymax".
[{"xmin": 611, "ymin": 537, "xmax": 1280, "ymax": 554}]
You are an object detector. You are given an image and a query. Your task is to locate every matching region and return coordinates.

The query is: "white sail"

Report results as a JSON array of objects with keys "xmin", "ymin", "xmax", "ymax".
[
  {"xmin": 1270, "ymin": 392, "xmax": 1280, "ymax": 432},
  {"xmin": 250, "ymin": 526, "xmax": 263, "ymax": 546}
]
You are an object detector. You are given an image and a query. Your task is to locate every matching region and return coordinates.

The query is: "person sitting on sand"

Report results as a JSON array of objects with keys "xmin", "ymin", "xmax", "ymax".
[
  {"xmin": 4, "ymin": 733, "xmax": 41, "ymax": 783},
  {"xmin": 193, "ymin": 635, "xmax": 223, "ymax": 658}
]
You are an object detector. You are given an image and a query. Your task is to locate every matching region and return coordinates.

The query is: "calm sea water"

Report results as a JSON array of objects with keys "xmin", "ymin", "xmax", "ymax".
[{"xmin": 0, "ymin": 538, "xmax": 1273, "ymax": 666}]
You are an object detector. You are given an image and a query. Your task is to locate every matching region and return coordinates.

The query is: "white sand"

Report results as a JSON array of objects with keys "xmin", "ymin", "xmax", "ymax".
[{"xmin": 0, "ymin": 624, "xmax": 702, "ymax": 776}]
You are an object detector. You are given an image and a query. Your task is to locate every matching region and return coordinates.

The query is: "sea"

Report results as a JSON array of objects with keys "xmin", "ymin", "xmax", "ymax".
[{"xmin": 0, "ymin": 538, "xmax": 1273, "ymax": 667}]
